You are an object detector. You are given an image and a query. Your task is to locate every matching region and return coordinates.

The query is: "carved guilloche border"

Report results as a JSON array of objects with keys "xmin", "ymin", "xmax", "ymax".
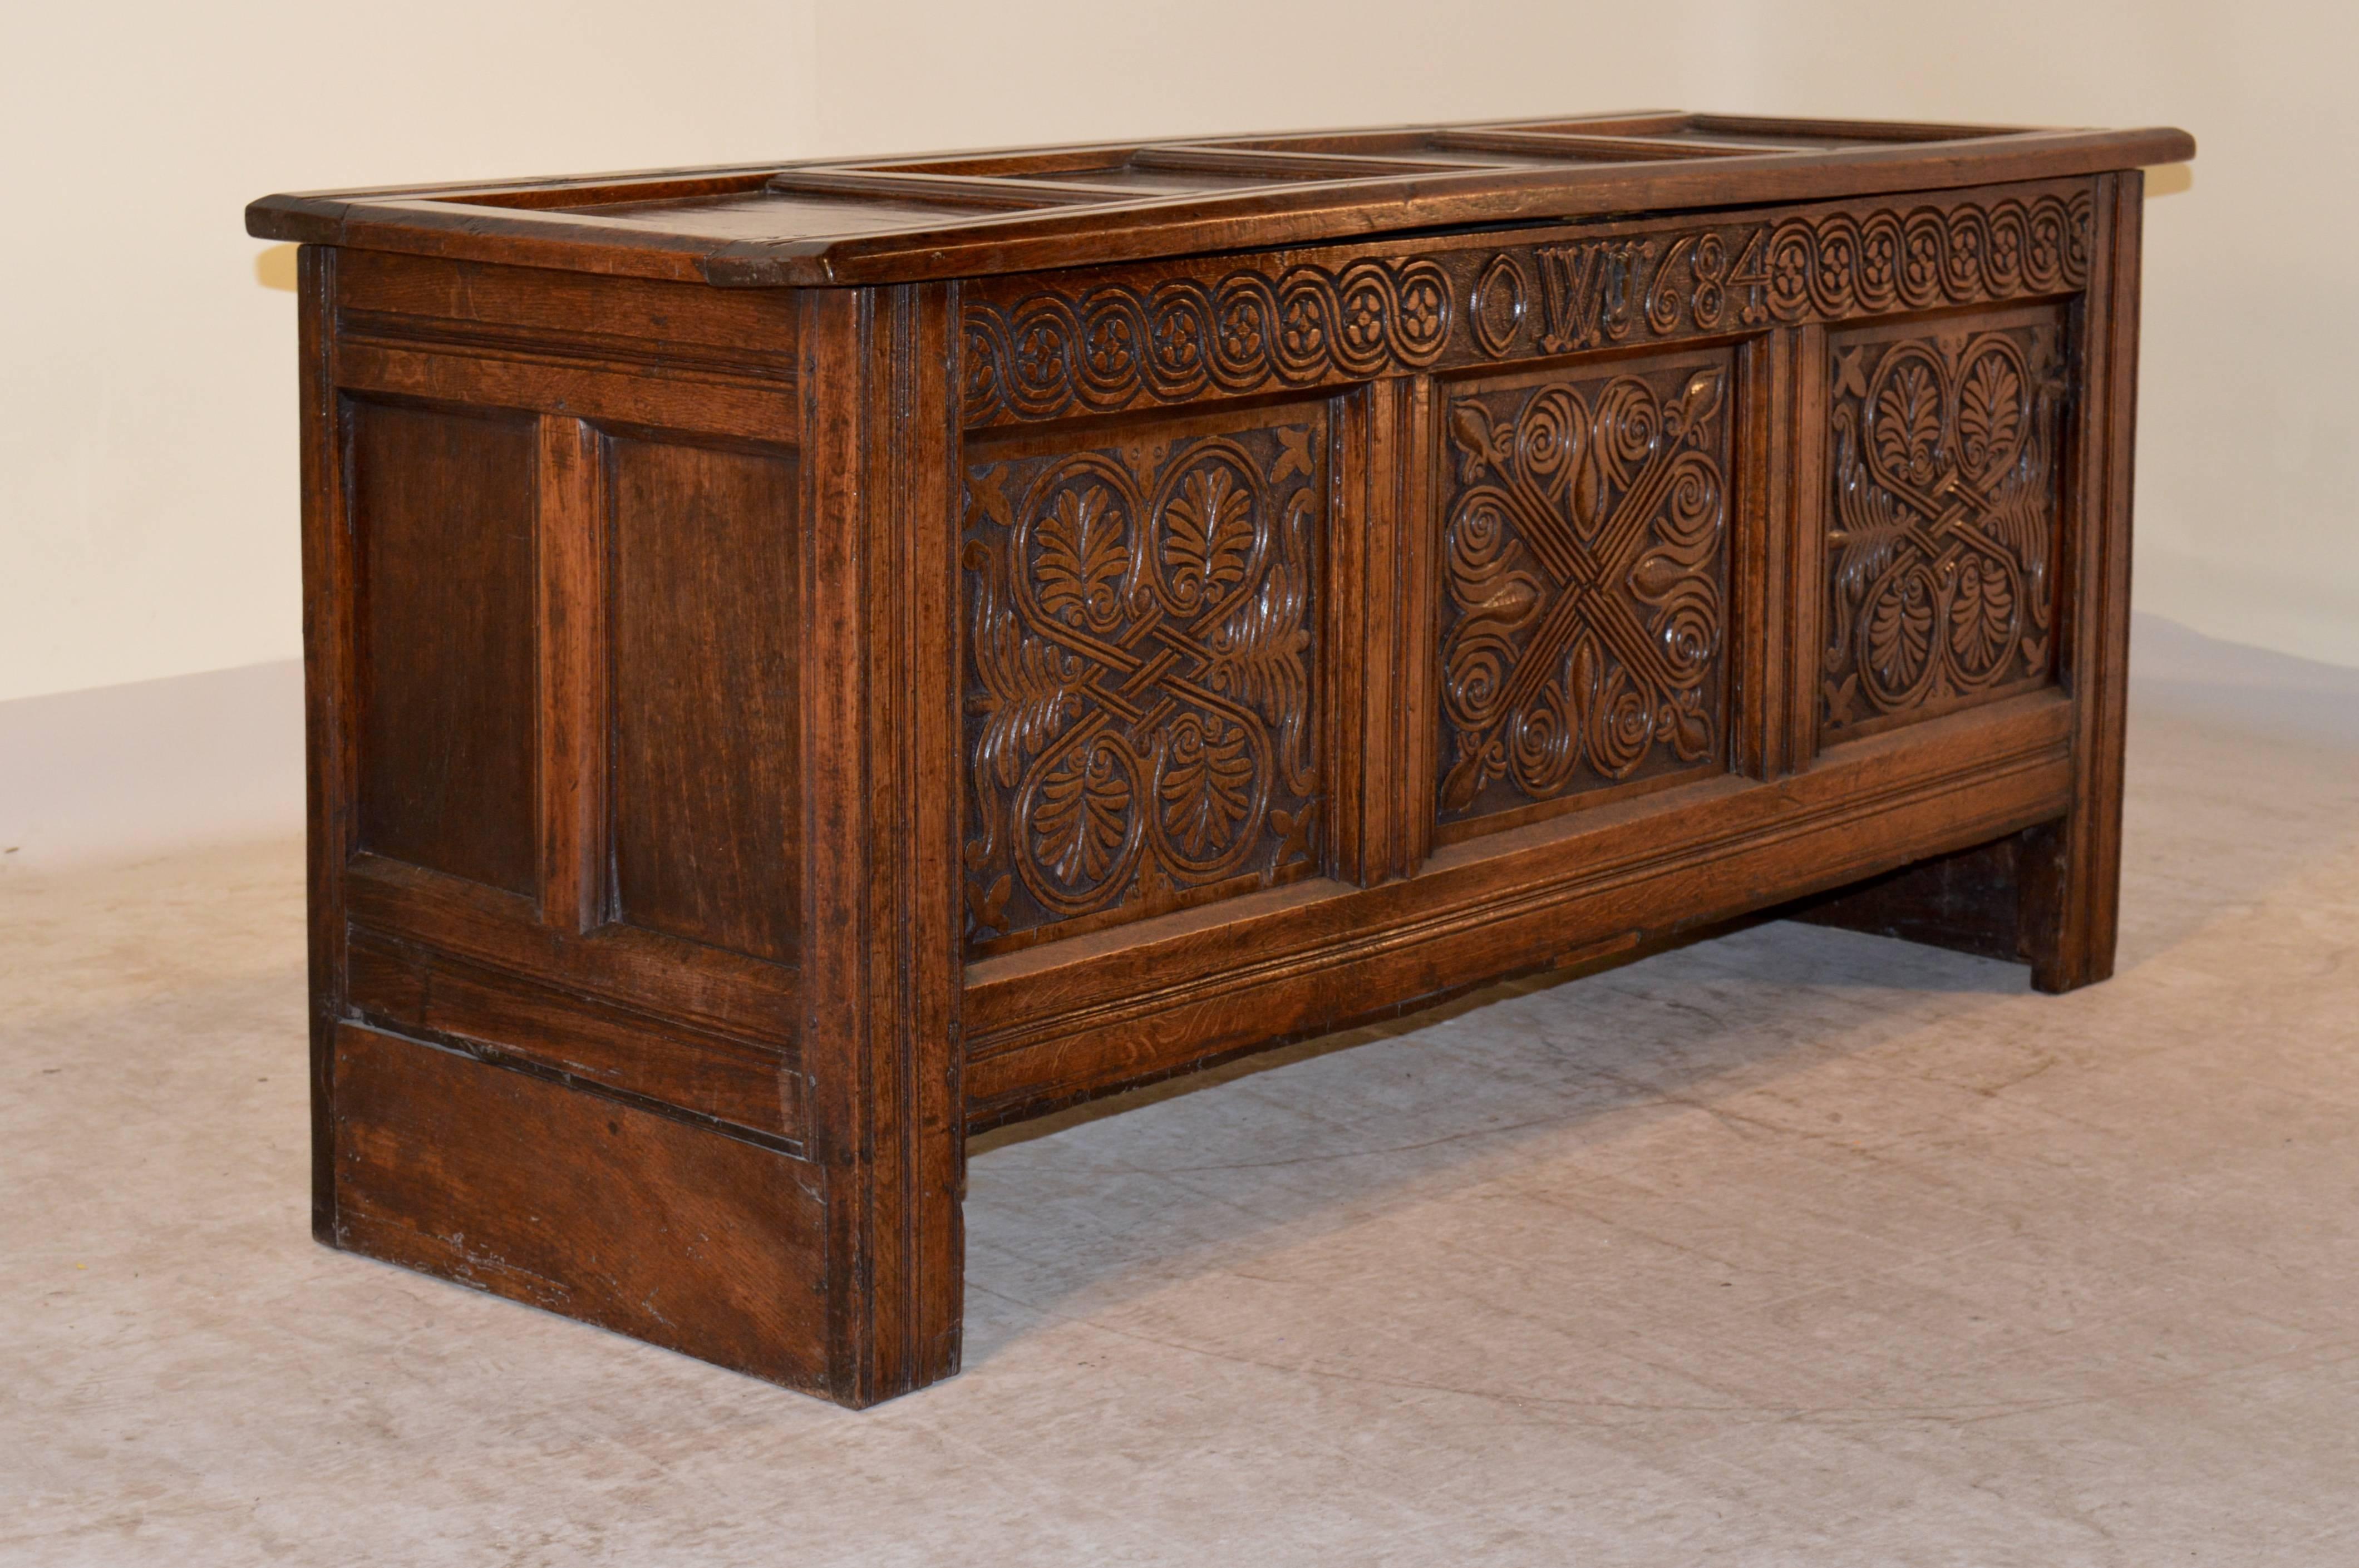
[{"xmin": 961, "ymin": 179, "xmax": 2096, "ymax": 427}]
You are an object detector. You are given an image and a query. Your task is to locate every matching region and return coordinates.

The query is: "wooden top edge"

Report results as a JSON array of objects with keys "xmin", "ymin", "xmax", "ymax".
[{"xmin": 245, "ymin": 116, "xmax": 2195, "ymax": 288}]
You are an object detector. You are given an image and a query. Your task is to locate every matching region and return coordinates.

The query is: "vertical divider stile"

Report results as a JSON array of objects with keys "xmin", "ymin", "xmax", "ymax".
[
  {"xmin": 1392, "ymin": 373, "xmax": 1439, "ymax": 880},
  {"xmin": 535, "ymin": 413, "xmax": 609, "ymax": 933},
  {"xmin": 1785, "ymin": 323, "xmax": 1829, "ymax": 773}
]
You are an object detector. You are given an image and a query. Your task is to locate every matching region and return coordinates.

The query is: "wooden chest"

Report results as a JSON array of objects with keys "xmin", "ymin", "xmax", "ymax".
[{"xmin": 246, "ymin": 110, "xmax": 2193, "ymax": 1406}]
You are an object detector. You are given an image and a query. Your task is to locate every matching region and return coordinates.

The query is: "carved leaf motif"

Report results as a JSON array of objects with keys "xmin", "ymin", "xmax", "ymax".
[
  {"xmin": 1673, "ymin": 367, "xmax": 1727, "ymax": 442},
  {"xmin": 1463, "ymin": 571, "xmax": 1539, "ymax": 628},
  {"xmin": 1570, "ymin": 442, "xmax": 1604, "ymax": 536},
  {"xmin": 1985, "ymin": 462, "xmax": 2052, "ymax": 624},
  {"xmin": 1439, "ymin": 738, "xmax": 1498, "ymax": 814},
  {"xmin": 1274, "ymin": 427, "xmax": 1317, "ymax": 485},
  {"xmin": 968, "ymin": 542, "xmax": 1081, "ymax": 788},
  {"xmin": 1630, "ymin": 551, "xmax": 1687, "ymax": 599},
  {"xmin": 972, "ymin": 639, "xmax": 1078, "ymax": 788},
  {"xmin": 1162, "ymin": 465, "xmax": 1254, "ymax": 602},
  {"xmin": 967, "ymin": 464, "xmax": 1012, "ymax": 525},
  {"xmin": 1160, "ymin": 720, "xmax": 1254, "ymax": 859},
  {"xmin": 1666, "ymin": 689, "xmax": 1713, "ymax": 762},
  {"xmin": 1948, "ymin": 556, "xmax": 2015, "ymax": 670},
  {"xmin": 1447, "ymin": 402, "xmax": 1505, "ymax": 481},
  {"xmin": 1958, "ymin": 350, "xmax": 2022, "ymax": 480},
  {"xmin": 1830, "ymin": 347, "xmax": 1869, "ymax": 401},
  {"xmin": 1205, "ymin": 558, "xmax": 1309, "ymax": 732},
  {"xmin": 1827, "ymin": 672, "xmax": 1861, "ymax": 724},
  {"xmin": 1865, "ymin": 573, "xmax": 1936, "ymax": 693},
  {"xmin": 1828, "ymin": 410, "xmax": 1919, "ymax": 681},
  {"xmin": 1036, "ymin": 485, "xmax": 1129, "ymax": 632},
  {"xmin": 1873, "ymin": 361, "xmax": 1944, "ymax": 488},
  {"xmin": 1032, "ymin": 741, "xmax": 1130, "ymax": 889},
  {"xmin": 964, "ymin": 874, "xmax": 1011, "ymax": 935},
  {"xmin": 1269, "ymin": 800, "xmax": 1318, "ymax": 867}
]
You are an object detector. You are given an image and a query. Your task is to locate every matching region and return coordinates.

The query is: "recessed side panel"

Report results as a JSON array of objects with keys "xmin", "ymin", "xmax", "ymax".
[
  {"xmin": 349, "ymin": 398, "xmax": 539, "ymax": 895},
  {"xmin": 1818, "ymin": 304, "xmax": 2068, "ymax": 740},
  {"xmin": 609, "ymin": 437, "xmax": 801, "ymax": 965},
  {"xmin": 961, "ymin": 404, "xmax": 1327, "ymax": 955},
  {"xmin": 1434, "ymin": 347, "xmax": 1737, "ymax": 841}
]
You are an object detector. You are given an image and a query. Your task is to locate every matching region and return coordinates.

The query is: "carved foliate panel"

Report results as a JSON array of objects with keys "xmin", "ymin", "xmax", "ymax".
[
  {"xmin": 1437, "ymin": 352, "xmax": 1733, "ymax": 833},
  {"xmin": 962, "ymin": 413, "xmax": 1324, "ymax": 954},
  {"xmin": 1821, "ymin": 310, "xmax": 2066, "ymax": 736},
  {"xmin": 964, "ymin": 180, "xmax": 2094, "ymax": 427}
]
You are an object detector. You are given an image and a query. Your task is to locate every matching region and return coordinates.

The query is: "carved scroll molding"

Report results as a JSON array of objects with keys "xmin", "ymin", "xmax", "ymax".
[
  {"xmin": 1765, "ymin": 194, "xmax": 2090, "ymax": 324},
  {"xmin": 1822, "ymin": 313, "xmax": 2066, "ymax": 734},
  {"xmin": 962, "ymin": 418, "xmax": 1323, "ymax": 953},
  {"xmin": 963, "ymin": 182, "xmax": 2094, "ymax": 427},
  {"xmin": 964, "ymin": 259, "xmax": 1452, "ymax": 425},
  {"xmin": 1437, "ymin": 354, "xmax": 1733, "ymax": 831}
]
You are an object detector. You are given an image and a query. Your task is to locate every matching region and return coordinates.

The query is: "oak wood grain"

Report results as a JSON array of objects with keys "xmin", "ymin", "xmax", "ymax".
[
  {"xmin": 610, "ymin": 437, "xmax": 801, "ymax": 965},
  {"xmin": 248, "ymin": 115, "xmax": 2194, "ymax": 287},
  {"xmin": 345, "ymin": 931, "xmax": 802, "ymax": 1144},
  {"xmin": 331, "ymin": 1023, "xmax": 830, "ymax": 1391},
  {"xmin": 350, "ymin": 398, "xmax": 539, "ymax": 896},
  {"xmin": 262, "ymin": 116, "xmax": 2178, "ymax": 1404}
]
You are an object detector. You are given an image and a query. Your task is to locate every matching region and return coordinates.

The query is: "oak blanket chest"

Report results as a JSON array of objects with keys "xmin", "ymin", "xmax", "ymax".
[{"xmin": 246, "ymin": 110, "xmax": 2193, "ymax": 1406}]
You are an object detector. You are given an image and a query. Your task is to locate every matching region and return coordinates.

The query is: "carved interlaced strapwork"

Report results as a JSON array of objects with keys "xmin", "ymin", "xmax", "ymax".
[
  {"xmin": 1437, "ymin": 357, "xmax": 1732, "ymax": 828},
  {"xmin": 962, "ymin": 420, "xmax": 1323, "ymax": 952},
  {"xmin": 1823, "ymin": 316, "xmax": 2066, "ymax": 733}
]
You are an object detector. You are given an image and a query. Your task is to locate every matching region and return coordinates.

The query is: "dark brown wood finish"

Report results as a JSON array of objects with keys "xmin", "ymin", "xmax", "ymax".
[
  {"xmin": 250, "ymin": 113, "xmax": 2192, "ymax": 287},
  {"xmin": 296, "ymin": 244, "xmax": 349, "ymax": 1241},
  {"xmin": 609, "ymin": 436, "xmax": 801, "ymax": 964},
  {"xmin": 796, "ymin": 284, "xmax": 967, "ymax": 1406},
  {"xmin": 331, "ymin": 1023, "xmax": 830, "ymax": 1386},
  {"xmin": 349, "ymin": 399, "xmax": 539, "ymax": 895},
  {"xmin": 254, "ymin": 112, "xmax": 2188, "ymax": 1406}
]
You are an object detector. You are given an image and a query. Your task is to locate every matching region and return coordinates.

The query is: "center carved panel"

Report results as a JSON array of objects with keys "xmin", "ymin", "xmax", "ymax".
[
  {"xmin": 962, "ymin": 415, "xmax": 1324, "ymax": 955},
  {"xmin": 1437, "ymin": 353, "xmax": 1733, "ymax": 833},
  {"xmin": 1821, "ymin": 310, "xmax": 2065, "ymax": 736}
]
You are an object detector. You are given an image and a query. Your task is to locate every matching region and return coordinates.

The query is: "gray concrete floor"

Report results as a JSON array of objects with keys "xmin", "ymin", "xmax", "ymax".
[{"xmin": 6, "ymin": 620, "xmax": 2358, "ymax": 1565}]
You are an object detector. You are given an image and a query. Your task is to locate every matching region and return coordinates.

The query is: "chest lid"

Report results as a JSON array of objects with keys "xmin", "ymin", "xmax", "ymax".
[{"xmin": 246, "ymin": 110, "xmax": 2192, "ymax": 289}]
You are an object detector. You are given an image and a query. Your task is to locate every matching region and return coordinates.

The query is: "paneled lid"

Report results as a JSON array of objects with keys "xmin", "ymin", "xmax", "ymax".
[{"xmin": 247, "ymin": 111, "xmax": 2193, "ymax": 289}]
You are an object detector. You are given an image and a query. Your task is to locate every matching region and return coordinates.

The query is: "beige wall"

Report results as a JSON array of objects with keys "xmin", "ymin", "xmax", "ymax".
[
  {"xmin": 0, "ymin": 0, "xmax": 817, "ymax": 703},
  {"xmin": 4, "ymin": 1, "xmax": 2343, "ymax": 703}
]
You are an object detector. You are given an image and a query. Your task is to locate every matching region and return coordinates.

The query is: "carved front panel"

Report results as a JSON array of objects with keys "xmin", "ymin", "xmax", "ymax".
[
  {"xmin": 1821, "ymin": 307, "xmax": 2066, "ymax": 737},
  {"xmin": 1436, "ymin": 350, "xmax": 1734, "ymax": 836},
  {"xmin": 962, "ymin": 410, "xmax": 1324, "ymax": 954}
]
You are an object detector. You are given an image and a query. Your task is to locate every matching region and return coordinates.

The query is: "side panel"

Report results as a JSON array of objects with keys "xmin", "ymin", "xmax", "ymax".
[
  {"xmin": 610, "ymin": 437, "xmax": 802, "ymax": 964},
  {"xmin": 349, "ymin": 399, "xmax": 540, "ymax": 895},
  {"xmin": 305, "ymin": 252, "xmax": 846, "ymax": 1396}
]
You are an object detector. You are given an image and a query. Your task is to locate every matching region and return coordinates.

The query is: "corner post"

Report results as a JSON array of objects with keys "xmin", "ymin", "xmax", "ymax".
[
  {"xmin": 297, "ymin": 244, "xmax": 355, "ymax": 1243},
  {"xmin": 2024, "ymin": 170, "xmax": 2144, "ymax": 993},
  {"xmin": 798, "ymin": 283, "xmax": 967, "ymax": 1405}
]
